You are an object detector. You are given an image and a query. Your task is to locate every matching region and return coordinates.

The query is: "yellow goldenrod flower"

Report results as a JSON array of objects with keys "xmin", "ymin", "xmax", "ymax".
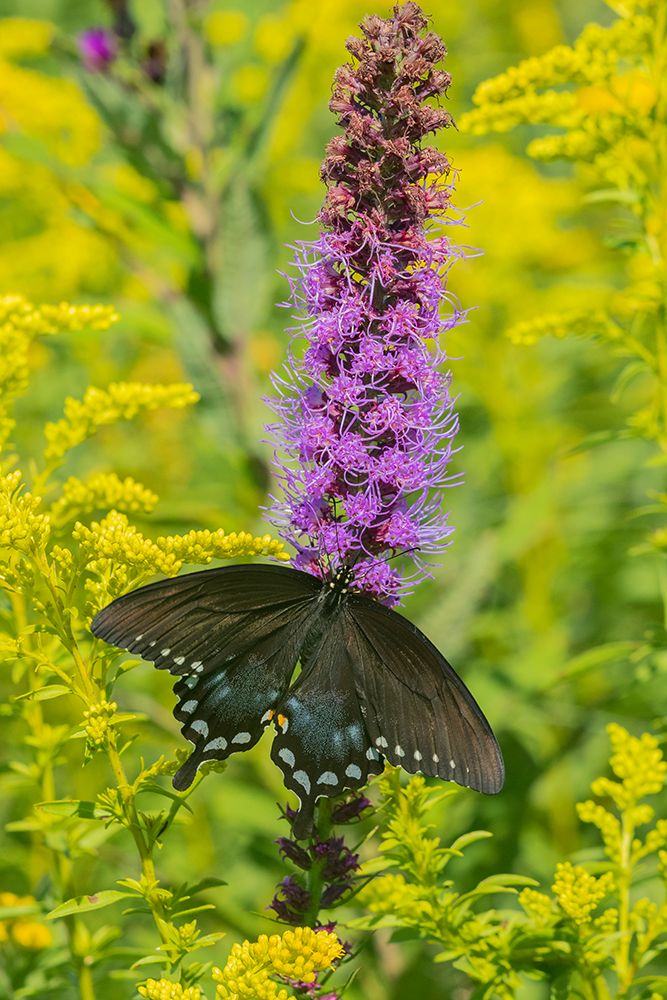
[
  {"xmin": 552, "ymin": 862, "xmax": 614, "ymax": 925},
  {"xmin": 76, "ymin": 511, "xmax": 288, "ymax": 613},
  {"xmin": 507, "ymin": 309, "xmax": 620, "ymax": 346},
  {"xmin": 231, "ymin": 64, "xmax": 270, "ymax": 104},
  {"xmin": 0, "ymin": 295, "xmax": 118, "ymax": 452},
  {"xmin": 0, "ymin": 17, "xmax": 53, "ymax": 57},
  {"xmin": 254, "ymin": 15, "xmax": 295, "ymax": 64},
  {"xmin": 591, "ymin": 724, "xmax": 667, "ymax": 810},
  {"xmin": 203, "ymin": 10, "xmax": 248, "ymax": 47},
  {"xmin": 11, "ymin": 920, "xmax": 53, "ymax": 949},
  {"xmin": 0, "ymin": 54, "xmax": 100, "ymax": 165},
  {"xmin": 519, "ymin": 888, "xmax": 554, "ymax": 926},
  {"xmin": 138, "ymin": 980, "xmax": 202, "ymax": 1000},
  {"xmin": 0, "ymin": 892, "xmax": 51, "ymax": 950},
  {"xmin": 43, "ymin": 382, "xmax": 199, "ymax": 466},
  {"xmin": 212, "ymin": 927, "xmax": 344, "ymax": 1000},
  {"xmin": 0, "ymin": 471, "xmax": 49, "ymax": 554},
  {"xmin": 83, "ymin": 700, "xmax": 118, "ymax": 748},
  {"xmin": 50, "ymin": 473, "xmax": 158, "ymax": 525}
]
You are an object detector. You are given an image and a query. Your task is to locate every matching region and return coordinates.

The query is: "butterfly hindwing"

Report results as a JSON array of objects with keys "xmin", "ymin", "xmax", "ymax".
[
  {"xmin": 345, "ymin": 594, "xmax": 504, "ymax": 794},
  {"xmin": 271, "ymin": 612, "xmax": 383, "ymax": 838},
  {"xmin": 91, "ymin": 564, "xmax": 322, "ymax": 788}
]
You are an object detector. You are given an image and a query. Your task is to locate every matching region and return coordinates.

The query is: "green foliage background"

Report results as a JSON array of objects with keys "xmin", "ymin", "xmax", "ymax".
[{"xmin": 0, "ymin": 0, "xmax": 665, "ymax": 997}]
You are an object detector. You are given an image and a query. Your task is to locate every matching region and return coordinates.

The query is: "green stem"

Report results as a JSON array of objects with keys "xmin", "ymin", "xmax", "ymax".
[
  {"xmin": 303, "ymin": 799, "xmax": 334, "ymax": 928},
  {"xmin": 78, "ymin": 963, "xmax": 97, "ymax": 1000},
  {"xmin": 616, "ymin": 810, "xmax": 634, "ymax": 994}
]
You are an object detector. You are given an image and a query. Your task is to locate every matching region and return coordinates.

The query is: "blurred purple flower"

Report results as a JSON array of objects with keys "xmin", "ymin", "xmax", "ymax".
[
  {"xmin": 78, "ymin": 28, "xmax": 117, "ymax": 72},
  {"xmin": 266, "ymin": 2, "xmax": 465, "ymax": 605}
]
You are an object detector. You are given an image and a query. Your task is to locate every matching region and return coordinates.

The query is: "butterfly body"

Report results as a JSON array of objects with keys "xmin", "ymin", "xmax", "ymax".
[{"xmin": 91, "ymin": 562, "xmax": 503, "ymax": 836}]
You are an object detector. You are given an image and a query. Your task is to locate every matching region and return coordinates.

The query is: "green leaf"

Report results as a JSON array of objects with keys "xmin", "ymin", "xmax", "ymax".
[
  {"xmin": 552, "ymin": 642, "xmax": 636, "ymax": 684},
  {"xmin": 14, "ymin": 685, "xmax": 71, "ymax": 702},
  {"xmin": 181, "ymin": 877, "xmax": 227, "ymax": 896},
  {"xmin": 449, "ymin": 830, "xmax": 493, "ymax": 852},
  {"xmin": 37, "ymin": 800, "xmax": 105, "ymax": 819},
  {"xmin": 582, "ymin": 188, "xmax": 639, "ymax": 206},
  {"xmin": 459, "ymin": 874, "xmax": 538, "ymax": 901},
  {"xmin": 0, "ymin": 902, "xmax": 41, "ymax": 920},
  {"xmin": 47, "ymin": 890, "xmax": 133, "ymax": 919}
]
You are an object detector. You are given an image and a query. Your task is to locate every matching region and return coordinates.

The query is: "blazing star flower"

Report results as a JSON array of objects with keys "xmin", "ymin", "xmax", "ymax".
[
  {"xmin": 267, "ymin": 2, "xmax": 465, "ymax": 605},
  {"xmin": 270, "ymin": 795, "xmax": 371, "ymax": 925},
  {"xmin": 77, "ymin": 28, "xmax": 117, "ymax": 72}
]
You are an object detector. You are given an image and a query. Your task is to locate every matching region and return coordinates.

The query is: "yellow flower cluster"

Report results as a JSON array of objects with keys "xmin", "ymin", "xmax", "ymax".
[
  {"xmin": 83, "ymin": 699, "xmax": 118, "ymax": 748},
  {"xmin": 0, "ymin": 471, "xmax": 49, "ymax": 554},
  {"xmin": 43, "ymin": 382, "xmax": 200, "ymax": 466},
  {"xmin": 138, "ymin": 980, "xmax": 202, "ymax": 1000},
  {"xmin": 0, "ymin": 892, "xmax": 53, "ymax": 950},
  {"xmin": 0, "ymin": 18, "xmax": 100, "ymax": 164},
  {"xmin": 212, "ymin": 928, "xmax": 344, "ymax": 1000},
  {"xmin": 156, "ymin": 529, "xmax": 290, "ymax": 566},
  {"xmin": 359, "ymin": 872, "xmax": 424, "ymax": 919},
  {"xmin": 0, "ymin": 295, "xmax": 118, "ymax": 451},
  {"xmin": 50, "ymin": 473, "xmax": 158, "ymax": 525},
  {"xmin": 577, "ymin": 724, "xmax": 667, "ymax": 864},
  {"xmin": 552, "ymin": 862, "xmax": 614, "ymax": 925},
  {"xmin": 0, "ymin": 16, "xmax": 52, "ymax": 56},
  {"xmin": 76, "ymin": 511, "xmax": 288, "ymax": 612},
  {"xmin": 507, "ymin": 309, "xmax": 620, "ymax": 346},
  {"xmin": 462, "ymin": 90, "xmax": 579, "ymax": 136},
  {"xmin": 593, "ymin": 723, "xmax": 667, "ymax": 809},
  {"xmin": 467, "ymin": 15, "xmax": 652, "ymax": 108},
  {"xmin": 518, "ymin": 888, "xmax": 554, "ymax": 926},
  {"xmin": 460, "ymin": 7, "xmax": 656, "ymax": 193}
]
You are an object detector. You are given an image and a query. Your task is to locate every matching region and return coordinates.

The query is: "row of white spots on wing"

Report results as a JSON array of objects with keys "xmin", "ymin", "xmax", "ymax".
[
  {"xmin": 433, "ymin": 753, "xmax": 439, "ymax": 763},
  {"xmin": 182, "ymin": 700, "xmax": 198, "ymax": 714},
  {"xmin": 205, "ymin": 737, "xmax": 227, "ymax": 752},
  {"xmin": 149, "ymin": 640, "xmax": 156, "ymax": 647},
  {"xmin": 450, "ymin": 759, "xmax": 456, "ymax": 769},
  {"xmin": 192, "ymin": 661, "xmax": 204, "ymax": 672},
  {"xmin": 174, "ymin": 655, "xmax": 185, "ymax": 666},
  {"xmin": 317, "ymin": 771, "xmax": 337, "ymax": 786},
  {"xmin": 135, "ymin": 634, "xmax": 143, "ymax": 642},
  {"xmin": 184, "ymin": 676, "xmax": 198, "ymax": 689},
  {"xmin": 161, "ymin": 648, "xmax": 171, "ymax": 657},
  {"xmin": 278, "ymin": 747, "xmax": 295, "ymax": 767},
  {"xmin": 191, "ymin": 719, "xmax": 208, "ymax": 737},
  {"xmin": 261, "ymin": 709, "xmax": 273, "ymax": 724},
  {"xmin": 366, "ymin": 747, "xmax": 380, "ymax": 761},
  {"xmin": 395, "ymin": 744, "xmax": 405, "ymax": 757},
  {"xmin": 346, "ymin": 763, "xmax": 362, "ymax": 779},
  {"xmin": 231, "ymin": 732, "xmax": 251, "ymax": 744},
  {"xmin": 414, "ymin": 750, "xmax": 422, "ymax": 761},
  {"xmin": 293, "ymin": 770, "xmax": 311, "ymax": 794},
  {"xmin": 375, "ymin": 736, "xmax": 388, "ymax": 749}
]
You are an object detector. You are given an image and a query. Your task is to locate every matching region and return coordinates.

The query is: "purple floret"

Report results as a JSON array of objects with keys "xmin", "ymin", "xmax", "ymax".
[
  {"xmin": 266, "ymin": 2, "xmax": 468, "ymax": 604},
  {"xmin": 77, "ymin": 28, "xmax": 117, "ymax": 72}
]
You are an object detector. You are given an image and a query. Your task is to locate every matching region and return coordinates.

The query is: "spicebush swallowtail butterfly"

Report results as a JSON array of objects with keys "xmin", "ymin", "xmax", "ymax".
[{"xmin": 91, "ymin": 563, "xmax": 504, "ymax": 835}]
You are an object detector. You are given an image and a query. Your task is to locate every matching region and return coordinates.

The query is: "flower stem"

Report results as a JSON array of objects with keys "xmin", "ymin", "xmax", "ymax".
[{"xmin": 304, "ymin": 798, "xmax": 334, "ymax": 927}]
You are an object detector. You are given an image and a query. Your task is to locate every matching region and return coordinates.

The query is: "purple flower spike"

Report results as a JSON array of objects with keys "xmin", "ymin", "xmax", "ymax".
[
  {"xmin": 78, "ymin": 28, "xmax": 117, "ymax": 72},
  {"xmin": 266, "ymin": 2, "xmax": 466, "ymax": 605}
]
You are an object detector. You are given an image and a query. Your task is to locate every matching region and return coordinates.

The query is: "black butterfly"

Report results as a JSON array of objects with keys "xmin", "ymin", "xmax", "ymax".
[{"xmin": 91, "ymin": 563, "xmax": 503, "ymax": 836}]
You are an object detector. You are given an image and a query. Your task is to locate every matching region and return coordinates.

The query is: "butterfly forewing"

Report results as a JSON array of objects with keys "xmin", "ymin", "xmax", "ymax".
[
  {"xmin": 345, "ymin": 594, "xmax": 504, "ymax": 794},
  {"xmin": 91, "ymin": 565, "xmax": 322, "ymax": 788},
  {"xmin": 271, "ymin": 613, "xmax": 384, "ymax": 838}
]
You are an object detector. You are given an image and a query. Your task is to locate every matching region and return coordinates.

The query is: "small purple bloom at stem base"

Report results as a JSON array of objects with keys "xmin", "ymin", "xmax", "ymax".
[{"xmin": 78, "ymin": 28, "xmax": 117, "ymax": 72}]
